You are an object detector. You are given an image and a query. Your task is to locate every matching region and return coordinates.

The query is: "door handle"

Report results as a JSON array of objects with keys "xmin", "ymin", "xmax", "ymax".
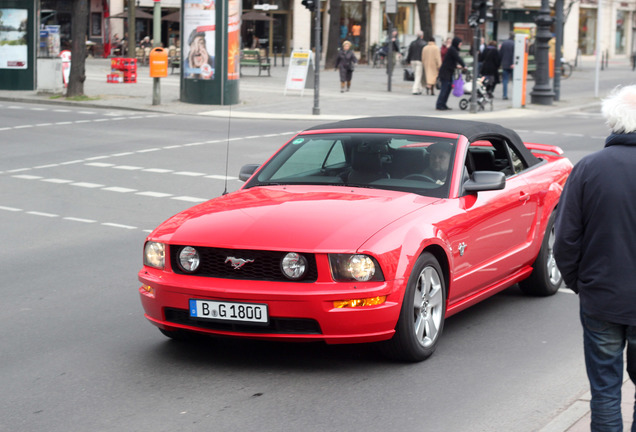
[{"xmin": 519, "ymin": 191, "xmax": 530, "ymax": 202}]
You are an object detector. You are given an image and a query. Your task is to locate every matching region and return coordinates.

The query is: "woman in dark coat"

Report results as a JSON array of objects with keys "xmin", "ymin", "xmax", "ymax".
[
  {"xmin": 436, "ymin": 37, "xmax": 465, "ymax": 110},
  {"xmin": 335, "ymin": 40, "xmax": 358, "ymax": 93},
  {"xmin": 478, "ymin": 40, "xmax": 501, "ymax": 94}
]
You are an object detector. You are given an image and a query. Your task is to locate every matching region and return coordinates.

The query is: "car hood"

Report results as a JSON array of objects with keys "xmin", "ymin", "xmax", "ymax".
[{"xmin": 150, "ymin": 186, "xmax": 439, "ymax": 252}]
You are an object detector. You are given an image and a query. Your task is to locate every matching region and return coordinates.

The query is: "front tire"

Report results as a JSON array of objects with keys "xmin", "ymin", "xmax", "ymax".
[
  {"xmin": 383, "ymin": 252, "xmax": 446, "ymax": 362},
  {"xmin": 459, "ymin": 98, "xmax": 469, "ymax": 110},
  {"xmin": 519, "ymin": 211, "xmax": 562, "ymax": 296}
]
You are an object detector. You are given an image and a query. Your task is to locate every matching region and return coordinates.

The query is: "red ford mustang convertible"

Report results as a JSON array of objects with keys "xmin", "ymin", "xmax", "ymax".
[{"xmin": 138, "ymin": 116, "xmax": 572, "ymax": 361}]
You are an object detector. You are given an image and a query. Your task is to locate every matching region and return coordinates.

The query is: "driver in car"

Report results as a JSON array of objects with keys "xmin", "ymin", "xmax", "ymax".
[{"xmin": 422, "ymin": 142, "xmax": 452, "ymax": 184}]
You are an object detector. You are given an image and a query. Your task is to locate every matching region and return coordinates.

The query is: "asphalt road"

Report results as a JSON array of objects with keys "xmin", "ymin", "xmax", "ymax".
[{"xmin": 0, "ymin": 102, "xmax": 608, "ymax": 432}]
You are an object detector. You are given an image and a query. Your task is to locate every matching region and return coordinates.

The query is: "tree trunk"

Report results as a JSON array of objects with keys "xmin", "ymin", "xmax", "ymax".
[
  {"xmin": 324, "ymin": 0, "xmax": 342, "ymax": 69},
  {"xmin": 359, "ymin": 0, "xmax": 368, "ymax": 63},
  {"xmin": 416, "ymin": 0, "xmax": 433, "ymax": 41},
  {"xmin": 67, "ymin": 0, "xmax": 88, "ymax": 98}
]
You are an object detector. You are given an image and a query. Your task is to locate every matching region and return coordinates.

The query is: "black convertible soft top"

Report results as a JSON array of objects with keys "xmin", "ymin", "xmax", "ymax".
[{"xmin": 306, "ymin": 116, "xmax": 540, "ymax": 166}]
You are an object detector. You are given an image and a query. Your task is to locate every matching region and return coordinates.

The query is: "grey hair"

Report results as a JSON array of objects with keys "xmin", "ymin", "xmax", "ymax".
[
  {"xmin": 602, "ymin": 85, "xmax": 636, "ymax": 134},
  {"xmin": 416, "ymin": 30, "xmax": 424, "ymax": 38}
]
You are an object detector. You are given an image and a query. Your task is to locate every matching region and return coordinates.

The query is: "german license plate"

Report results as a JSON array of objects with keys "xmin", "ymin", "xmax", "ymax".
[{"xmin": 189, "ymin": 299, "xmax": 268, "ymax": 324}]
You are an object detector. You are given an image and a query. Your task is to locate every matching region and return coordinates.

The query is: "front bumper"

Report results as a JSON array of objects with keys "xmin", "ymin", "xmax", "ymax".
[{"xmin": 138, "ymin": 268, "xmax": 403, "ymax": 344}]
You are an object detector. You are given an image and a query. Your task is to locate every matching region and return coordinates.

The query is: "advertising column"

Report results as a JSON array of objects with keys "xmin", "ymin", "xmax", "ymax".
[
  {"xmin": 181, "ymin": 0, "xmax": 239, "ymax": 105},
  {"xmin": 0, "ymin": 0, "xmax": 36, "ymax": 90}
]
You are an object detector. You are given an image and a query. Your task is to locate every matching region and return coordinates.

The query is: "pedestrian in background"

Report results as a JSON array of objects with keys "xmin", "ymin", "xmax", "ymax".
[
  {"xmin": 499, "ymin": 33, "xmax": 515, "ymax": 100},
  {"xmin": 422, "ymin": 37, "xmax": 441, "ymax": 96},
  {"xmin": 436, "ymin": 37, "xmax": 464, "ymax": 111},
  {"xmin": 406, "ymin": 31, "xmax": 426, "ymax": 95},
  {"xmin": 478, "ymin": 40, "xmax": 500, "ymax": 95},
  {"xmin": 554, "ymin": 85, "xmax": 636, "ymax": 432},
  {"xmin": 335, "ymin": 40, "xmax": 357, "ymax": 93},
  {"xmin": 440, "ymin": 37, "xmax": 452, "ymax": 61},
  {"xmin": 386, "ymin": 29, "xmax": 401, "ymax": 76}
]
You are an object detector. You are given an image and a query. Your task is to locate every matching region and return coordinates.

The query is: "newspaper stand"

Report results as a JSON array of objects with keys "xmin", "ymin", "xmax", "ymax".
[{"xmin": 107, "ymin": 58, "xmax": 137, "ymax": 83}]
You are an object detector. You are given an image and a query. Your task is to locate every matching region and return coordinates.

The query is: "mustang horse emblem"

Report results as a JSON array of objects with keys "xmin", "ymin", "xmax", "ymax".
[{"xmin": 225, "ymin": 256, "xmax": 254, "ymax": 269}]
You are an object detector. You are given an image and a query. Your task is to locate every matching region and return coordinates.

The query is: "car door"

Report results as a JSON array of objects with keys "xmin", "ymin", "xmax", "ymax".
[{"xmin": 445, "ymin": 137, "xmax": 537, "ymax": 303}]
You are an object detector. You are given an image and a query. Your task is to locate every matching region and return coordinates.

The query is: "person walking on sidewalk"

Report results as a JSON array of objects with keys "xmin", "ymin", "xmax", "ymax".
[
  {"xmin": 335, "ymin": 40, "xmax": 358, "ymax": 93},
  {"xmin": 499, "ymin": 33, "xmax": 515, "ymax": 100},
  {"xmin": 436, "ymin": 37, "xmax": 464, "ymax": 111},
  {"xmin": 406, "ymin": 31, "xmax": 426, "ymax": 95},
  {"xmin": 422, "ymin": 37, "xmax": 441, "ymax": 96},
  {"xmin": 554, "ymin": 85, "xmax": 636, "ymax": 432}
]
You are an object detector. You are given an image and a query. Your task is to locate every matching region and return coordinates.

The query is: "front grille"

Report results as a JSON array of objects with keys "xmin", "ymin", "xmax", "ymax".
[
  {"xmin": 165, "ymin": 308, "xmax": 322, "ymax": 335},
  {"xmin": 170, "ymin": 246, "xmax": 318, "ymax": 282}
]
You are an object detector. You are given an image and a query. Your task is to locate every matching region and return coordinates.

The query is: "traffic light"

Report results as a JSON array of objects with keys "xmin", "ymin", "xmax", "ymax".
[
  {"xmin": 469, "ymin": 0, "xmax": 492, "ymax": 25},
  {"xmin": 302, "ymin": 0, "xmax": 316, "ymax": 11}
]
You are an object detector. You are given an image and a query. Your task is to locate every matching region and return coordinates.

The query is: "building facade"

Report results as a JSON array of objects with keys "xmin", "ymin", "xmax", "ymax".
[{"xmin": 39, "ymin": 0, "xmax": 635, "ymax": 63}]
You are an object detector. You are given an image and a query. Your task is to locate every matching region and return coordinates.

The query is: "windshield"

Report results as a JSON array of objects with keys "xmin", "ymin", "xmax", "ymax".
[{"xmin": 244, "ymin": 132, "xmax": 459, "ymax": 198}]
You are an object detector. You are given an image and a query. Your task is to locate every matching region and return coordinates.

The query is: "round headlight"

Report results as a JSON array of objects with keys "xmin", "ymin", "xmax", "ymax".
[
  {"xmin": 281, "ymin": 252, "xmax": 308, "ymax": 280},
  {"xmin": 347, "ymin": 255, "xmax": 376, "ymax": 281},
  {"xmin": 179, "ymin": 246, "xmax": 200, "ymax": 272}
]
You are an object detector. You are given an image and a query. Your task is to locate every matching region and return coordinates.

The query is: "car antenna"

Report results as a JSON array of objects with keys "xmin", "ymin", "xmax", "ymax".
[{"xmin": 222, "ymin": 104, "xmax": 232, "ymax": 196}]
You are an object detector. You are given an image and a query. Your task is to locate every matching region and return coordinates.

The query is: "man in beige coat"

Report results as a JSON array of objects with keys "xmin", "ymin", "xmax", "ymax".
[{"xmin": 422, "ymin": 38, "xmax": 442, "ymax": 96}]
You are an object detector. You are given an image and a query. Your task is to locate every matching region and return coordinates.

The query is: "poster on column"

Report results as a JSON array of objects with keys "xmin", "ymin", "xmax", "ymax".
[
  {"xmin": 183, "ymin": 0, "xmax": 216, "ymax": 80},
  {"xmin": 0, "ymin": 8, "xmax": 28, "ymax": 69},
  {"xmin": 227, "ymin": 0, "xmax": 241, "ymax": 80}
]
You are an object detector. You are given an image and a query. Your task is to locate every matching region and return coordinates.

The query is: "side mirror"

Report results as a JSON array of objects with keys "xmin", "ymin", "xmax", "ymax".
[
  {"xmin": 463, "ymin": 171, "xmax": 506, "ymax": 192},
  {"xmin": 239, "ymin": 164, "xmax": 260, "ymax": 182}
]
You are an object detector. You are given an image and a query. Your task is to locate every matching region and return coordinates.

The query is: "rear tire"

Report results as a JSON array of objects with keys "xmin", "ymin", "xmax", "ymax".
[
  {"xmin": 459, "ymin": 98, "xmax": 469, "ymax": 110},
  {"xmin": 382, "ymin": 252, "xmax": 446, "ymax": 362},
  {"xmin": 519, "ymin": 212, "xmax": 562, "ymax": 296}
]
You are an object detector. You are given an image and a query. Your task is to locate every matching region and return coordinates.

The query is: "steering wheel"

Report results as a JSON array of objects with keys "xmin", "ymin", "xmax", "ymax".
[{"xmin": 403, "ymin": 174, "xmax": 438, "ymax": 183}]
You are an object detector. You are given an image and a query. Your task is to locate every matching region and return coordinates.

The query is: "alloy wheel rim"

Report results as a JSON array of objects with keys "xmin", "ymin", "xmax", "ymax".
[
  {"xmin": 413, "ymin": 266, "xmax": 443, "ymax": 348},
  {"xmin": 546, "ymin": 227, "xmax": 562, "ymax": 286}
]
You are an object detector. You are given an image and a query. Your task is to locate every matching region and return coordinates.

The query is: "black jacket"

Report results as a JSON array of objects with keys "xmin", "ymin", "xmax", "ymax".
[
  {"xmin": 554, "ymin": 132, "xmax": 636, "ymax": 325},
  {"xmin": 478, "ymin": 45, "xmax": 500, "ymax": 80},
  {"xmin": 406, "ymin": 38, "xmax": 426, "ymax": 63},
  {"xmin": 438, "ymin": 37, "xmax": 465, "ymax": 81}
]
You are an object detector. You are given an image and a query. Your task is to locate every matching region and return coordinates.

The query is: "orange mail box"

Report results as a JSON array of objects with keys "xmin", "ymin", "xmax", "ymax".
[{"xmin": 149, "ymin": 47, "xmax": 168, "ymax": 78}]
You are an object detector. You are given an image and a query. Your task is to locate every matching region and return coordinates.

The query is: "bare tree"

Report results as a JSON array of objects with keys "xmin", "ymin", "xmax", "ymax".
[
  {"xmin": 67, "ymin": 0, "xmax": 88, "ymax": 97},
  {"xmin": 359, "ymin": 0, "xmax": 367, "ymax": 63},
  {"xmin": 415, "ymin": 0, "xmax": 434, "ymax": 40},
  {"xmin": 324, "ymin": 0, "xmax": 342, "ymax": 69}
]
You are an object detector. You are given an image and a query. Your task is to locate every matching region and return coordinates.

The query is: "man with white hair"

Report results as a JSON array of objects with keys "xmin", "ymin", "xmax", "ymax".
[
  {"xmin": 554, "ymin": 85, "xmax": 636, "ymax": 432},
  {"xmin": 405, "ymin": 31, "xmax": 426, "ymax": 95}
]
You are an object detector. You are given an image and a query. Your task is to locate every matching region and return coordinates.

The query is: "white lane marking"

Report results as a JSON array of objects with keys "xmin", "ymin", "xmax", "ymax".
[
  {"xmin": 71, "ymin": 182, "xmax": 104, "ymax": 188},
  {"xmin": 137, "ymin": 148, "xmax": 160, "ymax": 153},
  {"xmin": 102, "ymin": 222, "xmax": 137, "ymax": 230},
  {"xmin": 86, "ymin": 162, "xmax": 115, "ymax": 167},
  {"xmin": 1, "ymin": 204, "xmax": 150, "ymax": 231},
  {"xmin": 63, "ymin": 217, "xmax": 97, "ymax": 223},
  {"xmin": 12, "ymin": 174, "xmax": 43, "ymax": 180},
  {"xmin": 26, "ymin": 211, "xmax": 58, "ymax": 218},
  {"xmin": 174, "ymin": 171, "xmax": 206, "ymax": 177},
  {"xmin": 172, "ymin": 196, "xmax": 208, "ymax": 203},
  {"xmin": 136, "ymin": 191, "xmax": 173, "ymax": 198},
  {"xmin": 113, "ymin": 165, "xmax": 142, "ymax": 170},
  {"xmin": 41, "ymin": 178, "xmax": 73, "ymax": 184},
  {"xmin": 102, "ymin": 186, "xmax": 138, "ymax": 193},
  {"xmin": 143, "ymin": 168, "xmax": 173, "ymax": 173}
]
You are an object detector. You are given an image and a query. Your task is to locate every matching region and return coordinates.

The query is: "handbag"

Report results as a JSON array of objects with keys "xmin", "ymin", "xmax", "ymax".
[
  {"xmin": 403, "ymin": 68, "xmax": 414, "ymax": 81},
  {"xmin": 452, "ymin": 74, "xmax": 464, "ymax": 97}
]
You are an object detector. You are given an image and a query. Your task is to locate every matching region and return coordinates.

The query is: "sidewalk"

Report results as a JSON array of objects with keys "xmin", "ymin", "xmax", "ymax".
[
  {"xmin": 2, "ymin": 55, "xmax": 635, "ymax": 431},
  {"xmin": 1, "ymin": 55, "xmax": 628, "ymax": 120}
]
